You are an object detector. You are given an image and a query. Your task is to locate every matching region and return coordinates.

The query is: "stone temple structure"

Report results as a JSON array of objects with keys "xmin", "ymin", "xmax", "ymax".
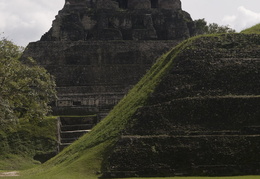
[
  {"xmin": 21, "ymin": 0, "xmax": 195, "ymax": 150},
  {"xmin": 22, "ymin": 0, "xmax": 195, "ymax": 119},
  {"xmin": 20, "ymin": 1, "xmax": 260, "ymax": 176}
]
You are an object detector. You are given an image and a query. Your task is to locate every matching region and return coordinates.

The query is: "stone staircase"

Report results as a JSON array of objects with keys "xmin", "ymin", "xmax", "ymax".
[{"xmin": 57, "ymin": 115, "xmax": 98, "ymax": 152}]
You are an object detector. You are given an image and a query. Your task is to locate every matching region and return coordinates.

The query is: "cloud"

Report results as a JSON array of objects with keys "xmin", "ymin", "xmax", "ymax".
[
  {"xmin": 222, "ymin": 6, "xmax": 260, "ymax": 32},
  {"xmin": 0, "ymin": 0, "xmax": 64, "ymax": 47}
]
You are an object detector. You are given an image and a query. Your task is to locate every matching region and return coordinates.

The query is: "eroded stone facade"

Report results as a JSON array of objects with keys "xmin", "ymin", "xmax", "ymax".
[
  {"xmin": 42, "ymin": 0, "xmax": 193, "ymax": 42},
  {"xmin": 22, "ymin": 0, "xmax": 194, "ymax": 118},
  {"xmin": 64, "ymin": 0, "xmax": 181, "ymax": 10}
]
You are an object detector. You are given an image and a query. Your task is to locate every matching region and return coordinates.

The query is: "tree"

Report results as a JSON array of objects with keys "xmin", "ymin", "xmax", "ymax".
[
  {"xmin": 0, "ymin": 37, "xmax": 56, "ymax": 126},
  {"xmin": 194, "ymin": 18, "xmax": 236, "ymax": 35}
]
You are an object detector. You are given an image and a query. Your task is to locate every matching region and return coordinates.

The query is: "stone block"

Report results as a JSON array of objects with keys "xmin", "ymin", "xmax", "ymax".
[
  {"xmin": 128, "ymin": 0, "xmax": 151, "ymax": 9},
  {"xmin": 96, "ymin": 0, "xmax": 119, "ymax": 9},
  {"xmin": 159, "ymin": 0, "xmax": 181, "ymax": 10}
]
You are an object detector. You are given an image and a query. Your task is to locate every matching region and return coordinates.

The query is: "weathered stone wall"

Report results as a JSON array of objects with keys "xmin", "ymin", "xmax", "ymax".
[
  {"xmin": 41, "ymin": 0, "xmax": 194, "ymax": 41},
  {"xmin": 102, "ymin": 34, "xmax": 260, "ymax": 177},
  {"xmin": 20, "ymin": 0, "xmax": 194, "ymax": 155},
  {"xmin": 21, "ymin": 0, "xmax": 194, "ymax": 118},
  {"xmin": 159, "ymin": 0, "xmax": 181, "ymax": 9},
  {"xmin": 65, "ymin": 0, "xmax": 182, "ymax": 10},
  {"xmin": 22, "ymin": 40, "xmax": 179, "ymax": 115}
]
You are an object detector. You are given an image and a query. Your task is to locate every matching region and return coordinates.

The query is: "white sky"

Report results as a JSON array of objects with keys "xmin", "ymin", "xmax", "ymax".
[
  {"xmin": 182, "ymin": 0, "xmax": 260, "ymax": 32},
  {"xmin": 1, "ymin": 0, "xmax": 260, "ymax": 47}
]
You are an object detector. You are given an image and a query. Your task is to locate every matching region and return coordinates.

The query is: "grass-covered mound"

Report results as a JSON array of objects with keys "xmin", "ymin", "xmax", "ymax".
[
  {"xmin": 241, "ymin": 23, "xmax": 260, "ymax": 34},
  {"xmin": 18, "ymin": 34, "xmax": 260, "ymax": 178}
]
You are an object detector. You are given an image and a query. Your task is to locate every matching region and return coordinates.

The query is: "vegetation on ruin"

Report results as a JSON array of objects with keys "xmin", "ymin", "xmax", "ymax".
[
  {"xmin": 6, "ymin": 34, "xmax": 190, "ymax": 179},
  {"xmin": 0, "ymin": 116, "xmax": 58, "ymax": 170},
  {"xmin": 0, "ymin": 37, "xmax": 57, "ymax": 170},
  {"xmin": 194, "ymin": 19, "xmax": 236, "ymax": 35},
  {"xmin": 1, "ymin": 31, "xmax": 260, "ymax": 178},
  {"xmin": 0, "ymin": 37, "xmax": 56, "ymax": 125},
  {"xmin": 241, "ymin": 23, "xmax": 260, "ymax": 34},
  {"xmin": 3, "ymin": 33, "xmax": 256, "ymax": 179}
]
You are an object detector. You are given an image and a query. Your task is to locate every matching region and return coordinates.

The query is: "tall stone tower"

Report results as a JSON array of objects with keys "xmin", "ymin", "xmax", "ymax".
[{"xmin": 22, "ymin": 0, "xmax": 195, "ymax": 119}]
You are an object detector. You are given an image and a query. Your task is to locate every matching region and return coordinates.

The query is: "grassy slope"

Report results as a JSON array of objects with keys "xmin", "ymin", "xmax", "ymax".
[
  {"xmin": 241, "ymin": 23, "xmax": 260, "ymax": 34},
  {"xmin": 0, "ymin": 116, "xmax": 57, "ymax": 170},
  {"xmin": 11, "ymin": 34, "xmax": 260, "ymax": 179},
  {"xmin": 0, "ymin": 155, "xmax": 40, "ymax": 171}
]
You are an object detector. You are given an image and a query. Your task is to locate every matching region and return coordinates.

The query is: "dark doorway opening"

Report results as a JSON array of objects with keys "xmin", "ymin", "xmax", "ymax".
[
  {"xmin": 73, "ymin": 101, "xmax": 82, "ymax": 106},
  {"xmin": 118, "ymin": 0, "xmax": 128, "ymax": 9},
  {"xmin": 151, "ymin": 0, "xmax": 158, "ymax": 8}
]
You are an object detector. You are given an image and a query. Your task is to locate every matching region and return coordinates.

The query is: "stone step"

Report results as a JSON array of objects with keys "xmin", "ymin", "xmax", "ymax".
[
  {"xmin": 187, "ymin": 130, "xmax": 241, "ymax": 135},
  {"xmin": 60, "ymin": 130, "xmax": 90, "ymax": 138},
  {"xmin": 52, "ymin": 106, "xmax": 99, "ymax": 116},
  {"xmin": 242, "ymin": 126, "xmax": 260, "ymax": 134},
  {"xmin": 60, "ymin": 143, "xmax": 72, "ymax": 146},
  {"xmin": 101, "ymin": 171, "xmax": 138, "ymax": 178},
  {"xmin": 61, "ymin": 130, "xmax": 91, "ymax": 133},
  {"xmin": 191, "ymin": 164, "xmax": 260, "ymax": 176},
  {"xmin": 99, "ymin": 113, "xmax": 109, "ymax": 121},
  {"xmin": 61, "ymin": 138, "xmax": 79, "ymax": 143},
  {"xmin": 102, "ymin": 163, "xmax": 260, "ymax": 178},
  {"xmin": 60, "ymin": 116, "xmax": 97, "ymax": 125},
  {"xmin": 57, "ymin": 116, "xmax": 96, "ymax": 152},
  {"xmin": 58, "ymin": 143, "xmax": 72, "ymax": 151},
  {"xmin": 121, "ymin": 134, "xmax": 260, "ymax": 139},
  {"xmin": 61, "ymin": 124, "xmax": 94, "ymax": 131}
]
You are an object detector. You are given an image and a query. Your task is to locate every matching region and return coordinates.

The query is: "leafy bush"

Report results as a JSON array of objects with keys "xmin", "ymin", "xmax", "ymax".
[
  {"xmin": 0, "ymin": 36, "xmax": 57, "ymax": 127},
  {"xmin": 194, "ymin": 18, "xmax": 235, "ymax": 35},
  {"xmin": 0, "ymin": 36, "xmax": 58, "ymax": 169}
]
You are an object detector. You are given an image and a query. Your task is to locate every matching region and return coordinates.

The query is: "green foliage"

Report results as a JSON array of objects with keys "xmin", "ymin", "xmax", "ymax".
[
  {"xmin": 0, "ymin": 37, "xmax": 57, "ymax": 126},
  {"xmin": 0, "ymin": 116, "xmax": 57, "ymax": 170},
  {"xmin": 0, "ymin": 36, "xmax": 57, "ymax": 170},
  {"xmin": 241, "ymin": 23, "xmax": 260, "ymax": 34},
  {"xmin": 0, "ymin": 154, "xmax": 40, "ymax": 170},
  {"xmin": 0, "ymin": 36, "xmax": 23, "ymax": 59},
  {"xmin": 194, "ymin": 18, "xmax": 208, "ymax": 35},
  {"xmin": 194, "ymin": 18, "xmax": 236, "ymax": 35}
]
